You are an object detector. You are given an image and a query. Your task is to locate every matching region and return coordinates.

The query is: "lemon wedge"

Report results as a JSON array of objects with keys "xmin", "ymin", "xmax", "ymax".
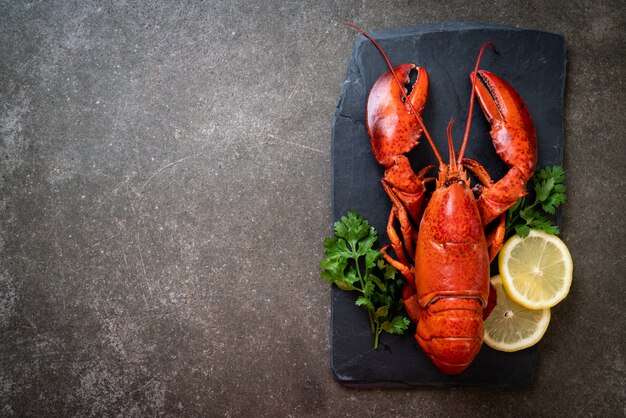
[
  {"xmin": 484, "ymin": 275, "xmax": 551, "ymax": 352},
  {"xmin": 498, "ymin": 229, "xmax": 573, "ymax": 310}
]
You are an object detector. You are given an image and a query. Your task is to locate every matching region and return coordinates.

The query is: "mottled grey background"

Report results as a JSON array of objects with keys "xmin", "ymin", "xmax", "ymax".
[{"xmin": 0, "ymin": 1, "xmax": 624, "ymax": 417}]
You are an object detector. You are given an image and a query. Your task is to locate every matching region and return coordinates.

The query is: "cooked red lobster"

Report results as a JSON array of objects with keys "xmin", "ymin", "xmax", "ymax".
[{"xmin": 349, "ymin": 25, "xmax": 537, "ymax": 374}]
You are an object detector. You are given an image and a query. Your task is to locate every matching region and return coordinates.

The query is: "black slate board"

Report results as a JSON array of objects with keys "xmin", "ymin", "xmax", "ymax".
[{"xmin": 330, "ymin": 23, "xmax": 566, "ymax": 387}]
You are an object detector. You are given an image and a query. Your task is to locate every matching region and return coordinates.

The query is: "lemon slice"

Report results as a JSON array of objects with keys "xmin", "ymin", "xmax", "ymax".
[
  {"xmin": 484, "ymin": 275, "xmax": 551, "ymax": 352},
  {"xmin": 498, "ymin": 229, "xmax": 573, "ymax": 309}
]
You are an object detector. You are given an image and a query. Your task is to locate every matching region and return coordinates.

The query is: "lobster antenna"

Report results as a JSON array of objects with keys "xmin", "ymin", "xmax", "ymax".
[
  {"xmin": 345, "ymin": 21, "xmax": 445, "ymax": 167},
  {"xmin": 457, "ymin": 41, "xmax": 498, "ymax": 164},
  {"xmin": 446, "ymin": 118, "xmax": 456, "ymax": 166}
]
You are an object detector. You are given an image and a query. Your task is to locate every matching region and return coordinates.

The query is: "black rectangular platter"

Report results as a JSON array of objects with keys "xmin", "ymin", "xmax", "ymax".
[{"xmin": 330, "ymin": 22, "xmax": 566, "ymax": 387}]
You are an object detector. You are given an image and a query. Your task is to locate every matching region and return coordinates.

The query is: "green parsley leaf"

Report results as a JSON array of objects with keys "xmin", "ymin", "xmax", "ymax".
[
  {"xmin": 506, "ymin": 165, "xmax": 566, "ymax": 238},
  {"xmin": 537, "ymin": 165, "xmax": 565, "ymax": 183},
  {"xmin": 366, "ymin": 273, "xmax": 386, "ymax": 292},
  {"xmin": 381, "ymin": 316, "xmax": 411, "ymax": 335},
  {"xmin": 322, "ymin": 236, "xmax": 351, "ymax": 260},
  {"xmin": 365, "ymin": 248, "xmax": 380, "ymax": 270},
  {"xmin": 520, "ymin": 207, "xmax": 542, "ymax": 223},
  {"xmin": 320, "ymin": 210, "xmax": 411, "ymax": 349},
  {"xmin": 319, "ymin": 256, "xmax": 347, "ymax": 282},
  {"xmin": 335, "ymin": 280, "xmax": 355, "ymax": 292},
  {"xmin": 343, "ymin": 267, "xmax": 359, "ymax": 286},
  {"xmin": 535, "ymin": 177, "xmax": 554, "ymax": 202},
  {"xmin": 374, "ymin": 306, "xmax": 389, "ymax": 318},
  {"xmin": 355, "ymin": 296, "xmax": 374, "ymax": 310},
  {"xmin": 363, "ymin": 281, "xmax": 375, "ymax": 298},
  {"xmin": 333, "ymin": 210, "xmax": 374, "ymax": 249},
  {"xmin": 515, "ymin": 224, "xmax": 531, "ymax": 238}
]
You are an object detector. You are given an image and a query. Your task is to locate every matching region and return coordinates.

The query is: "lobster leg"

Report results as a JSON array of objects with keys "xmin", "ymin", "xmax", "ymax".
[
  {"xmin": 381, "ymin": 180, "xmax": 419, "ymax": 260},
  {"xmin": 471, "ymin": 70, "xmax": 537, "ymax": 225},
  {"xmin": 381, "ymin": 244, "xmax": 422, "ymax": 330},
  {"xmin": 481, "ymin": 213, "xmax": 505, "ymax": 320},
  {"xmin": 379, "ymin": 203, "xmax": 421, "ymax": 325},
  {"xmin": 462, "ymin": 158, "xmax": 492, "ymax": 189},
  {"xmin": 486, "ymin": 213, "xmax": 506, "ymax": 263},
  {"xmin": 380, "ymin": 246, "xmax": 413, "ymax": 284},
  {"xmin": 384, "ymin": 210, "xmax": 410, "ymax": 266},
  {"xmin": 402, "ymin": 284, "xmax": 422, "ymax": 324}
]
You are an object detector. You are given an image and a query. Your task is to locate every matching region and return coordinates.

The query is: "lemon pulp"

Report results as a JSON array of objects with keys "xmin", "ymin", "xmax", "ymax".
[
  {"xmin": 484, "ymin": 275, "xmax": 550, "ymax": 352},
  {"xmin": 498, "ymin": 229, "xmax": 573, "ymax": 309}
]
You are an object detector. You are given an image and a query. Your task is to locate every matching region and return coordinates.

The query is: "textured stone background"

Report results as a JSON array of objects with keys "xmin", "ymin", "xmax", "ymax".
[{"xmin": 0, "ymin": 1, "xmax": 624, "ymax": 416}]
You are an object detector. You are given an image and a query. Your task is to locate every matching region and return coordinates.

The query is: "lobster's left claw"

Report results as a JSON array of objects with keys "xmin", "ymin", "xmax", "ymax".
[
  {"xmin": 367, "ymin": 65, "xmax": 429, "ymax": 167},
  {"xmin": 471, "ymin": 70, "xmax": 537, "ymax": 225}
]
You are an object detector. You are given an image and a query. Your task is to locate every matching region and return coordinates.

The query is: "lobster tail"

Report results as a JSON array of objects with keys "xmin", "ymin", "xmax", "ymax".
[
  {"xmin": 416, "ymin": 298, "xmax": 485, "ymax": 374},
  {"xmin": 409, "ymin": 183, "xmax": 490, "ymax": 375}
]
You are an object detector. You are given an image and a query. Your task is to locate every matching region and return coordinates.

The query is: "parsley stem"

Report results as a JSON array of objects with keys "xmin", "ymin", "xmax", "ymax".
[
  {"xmin": 367, "ymin": 309, "xmax": 378, "ymax": 334},
  {"xmin": 352, "ymin": 254, "xmax": 375, "ymax": 333},
  {"xmin": 374, "ymin": 325, "xmax": 381, "ymax": 349}
]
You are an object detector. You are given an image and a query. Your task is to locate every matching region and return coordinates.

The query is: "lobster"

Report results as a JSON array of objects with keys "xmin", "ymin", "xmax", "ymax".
[{"xmin": 349, "ymin": 25, "xmax": 537, "ymax": 374}]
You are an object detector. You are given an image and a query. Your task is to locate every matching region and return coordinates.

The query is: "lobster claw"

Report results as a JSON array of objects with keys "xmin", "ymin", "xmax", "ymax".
[
  {"xmin": 471, "ymin": 70, "xmax": 537, "ymax": 225},
  {"xmin": 367, "ymin": 64, "xmax": 429, "ymax": 167}
]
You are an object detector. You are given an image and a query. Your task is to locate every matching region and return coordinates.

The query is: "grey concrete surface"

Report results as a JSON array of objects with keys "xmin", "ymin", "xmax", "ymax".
[{"xmin": 0, "ymin": 1, "xmax": 623, "ymax": 416}]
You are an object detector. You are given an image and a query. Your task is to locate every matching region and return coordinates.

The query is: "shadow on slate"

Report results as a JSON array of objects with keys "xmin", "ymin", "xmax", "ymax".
[{"xmin": 330, "ymin": 23, "xmax": 566, "ymax": 387}]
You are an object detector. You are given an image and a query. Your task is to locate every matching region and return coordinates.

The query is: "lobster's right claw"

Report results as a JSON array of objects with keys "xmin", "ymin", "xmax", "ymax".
[
  {"xmin": 367, "ymin": 65, "xmax": 429, "ymax": 168},
  {"xmin": 471, "ymin": 70, "xmax": 538, "ymax": 225}
]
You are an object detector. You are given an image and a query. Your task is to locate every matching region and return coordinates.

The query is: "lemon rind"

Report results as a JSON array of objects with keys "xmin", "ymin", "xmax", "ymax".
[
  {"xmin": 498, "ymin": 229, "xmax": 573, "ymax": 310},
  {"xmin": 483, "ymin": 275, "xmax": 551, "ymax": 352}
]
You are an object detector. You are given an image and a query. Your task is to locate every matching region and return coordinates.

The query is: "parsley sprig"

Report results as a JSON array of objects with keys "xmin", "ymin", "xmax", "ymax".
[
  {"xmin": 321, "ymin": 210, "xmax": 410, "ymax": 349},
  {"xmin": 506, "ymin": 165, "xmax": 566, "ymax": 238}
]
